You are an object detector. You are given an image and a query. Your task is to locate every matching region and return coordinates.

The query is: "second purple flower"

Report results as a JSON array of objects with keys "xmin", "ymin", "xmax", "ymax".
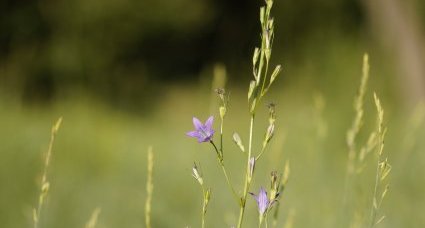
[{"xmin": 250, "ymin": 187, "xmax": 270, "ymax": 215}]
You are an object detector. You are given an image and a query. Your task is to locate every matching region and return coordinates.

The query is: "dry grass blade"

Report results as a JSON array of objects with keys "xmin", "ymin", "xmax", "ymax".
[
  {"xmin": 85, "ymin": 207, "xmax": 101, "ymax": 228},
  {"xmin": 33, "ymin": 117, "xmax": 63, "ymax": 228},
  {"xmin": 145, "ymin": 146, "xmax": 154, "ymax": 228}
]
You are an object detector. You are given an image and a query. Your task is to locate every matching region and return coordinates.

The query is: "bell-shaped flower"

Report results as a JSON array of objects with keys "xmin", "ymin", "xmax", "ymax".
[
  {"xmin": 250, "ymin": 187, "xmax": 270, "ymax": 215},
  {"xmin": 186, "ymin": 116, "xmax": 215, "ymax": 143},
  {"xmin": 250, "ymin": 186, "xmax": 280, "ymax": 216}
]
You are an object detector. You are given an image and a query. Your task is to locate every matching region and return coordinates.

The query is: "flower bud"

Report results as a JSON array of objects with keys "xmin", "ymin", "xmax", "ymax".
[
  {"xmin": 270, "ymin": 171, "xmax": 280, "ymax": 200},
  {"xmin": 260, "ymin": 7, "xmax": 265, "ymax": 25},
  {"xmin": 205, "ymin": 188, "xmax": 211, "ymax": 205},
  {"xmin": 215, "ymin": 88, "xmax": 226, "ymax": 100},
  {"xmin": 266, "ymin": 0, "xmax": 273, "ymax": 9},
  {"xmin": 41, "ymin": 182, "xmax": 50, "ymax": 195},
  {"xmin": 248, "ymin": 157, "xmax": 256, "ymax": 182},
  {"xmin": 267, "ymin": 102, "xmax": 276, "ymax": 125},
  {"xmin": 380, "ymin": 159, "xmax": 391, "ymax": 181},
  {"xmin": 248, "ymin": 80, "xmax": 256, "ymax": 100},
  {"xmin": 265, "ymin": 123, "xmax": 275, "ymax": 143},
  {"xmin": 219, "ymin": 106, "xmax": 227, "ymax": 119},
  {"xmin": 192, "ymin": 163, "xmax": 203, "ymax": 186},
  {"xmin": 232, "ymin": 132, "xmax": 245, "ymax": 152},
  {"xmin": 268, "ymin": 18, "xmax": 274, "ymax": 30},
  {"xmin": 253, "ymin": 47, "xmax": 260, "ymax": 66},
  {"xmin": 264, "ymin": 29, "xmax": 270, "ymax": 50},
  {"xmin": 270, "ymin": 171, "xmax": 278, "ymax": 188},
  {"xmin": 270, "ymin": 65, "xmax": 281, "ymax": 85}
]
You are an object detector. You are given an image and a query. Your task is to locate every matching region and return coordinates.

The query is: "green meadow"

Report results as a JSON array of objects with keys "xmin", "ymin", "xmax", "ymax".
[
  {"xmin": 1, "ymin": 0, "xmax": 425, "ymax": 227},
  {"xmin": 1, "ymin": 48, "xmax": 425, "ymax": 227}
]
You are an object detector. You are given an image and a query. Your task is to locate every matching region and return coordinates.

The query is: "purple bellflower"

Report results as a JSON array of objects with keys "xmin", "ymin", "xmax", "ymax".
[
  {"xmin": 251, "ymin": 187, "xmax": 280, "ymax": 217},
  {"xmin": 250, "ymin": 187, "xmax": 270, "ymax": 215},
  {"xmin": 186, "ymin": 116, "xmax": 215, "ymax": 143}
]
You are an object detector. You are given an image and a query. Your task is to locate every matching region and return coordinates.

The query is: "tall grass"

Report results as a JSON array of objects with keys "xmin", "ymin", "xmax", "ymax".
[
  {"xmin": 145, "ymin": 147, "xmax": 154, "ymax": 228},
  {"xmin": 345, "ymin": 54, "xmax": 370, "ymax": 199},
  {"xmin": 368, "ymin": 93, "xmax": 391, "ymax": 227},
  {"xmin": 85, "ymin": 208, "xmax": 101, "ymax": 228},
  {"xmin": 33, "ymin": 117, "xmax": 62, "ymax": 228},
  {"xmin": 341, "ymin": 54, "xmax": 392, "ymax": 228}
]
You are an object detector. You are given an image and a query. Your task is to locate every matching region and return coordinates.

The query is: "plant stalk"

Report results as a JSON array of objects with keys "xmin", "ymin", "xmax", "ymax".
[
  {"xmin": 210, "ymin": 141, "xmax": 239, "ymax": 204},
  {"xmin": 237, "ymin": 115, "xmax": 255, "ymax": 228}
]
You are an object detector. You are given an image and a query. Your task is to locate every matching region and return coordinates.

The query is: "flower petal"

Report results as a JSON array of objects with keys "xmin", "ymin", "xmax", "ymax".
[
  {"xmin": 193, "ymin": 117, "xmax": 203, "ymax": 129},
  {"xmin": 205, "ymin": 116, "xmax": 214, "ymax": 129},
  {"xmin": 186, "ymin": 131, "xmax": 200, "ymax": 138},
  {"xmin": 258, "ymin": 187, "xmax": 269, "ymax": 214}
]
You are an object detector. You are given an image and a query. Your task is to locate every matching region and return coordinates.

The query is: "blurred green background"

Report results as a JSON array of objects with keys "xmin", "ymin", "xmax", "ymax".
[{"xmin": 1, "ymin": 0, "xmax": 425, "ymax": 227}]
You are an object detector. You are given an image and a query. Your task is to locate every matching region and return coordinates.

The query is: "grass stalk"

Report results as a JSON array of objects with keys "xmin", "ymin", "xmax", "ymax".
[
  {"xmin": 343, "ymin": 53, "xmax": 369, "ymax": 205},
  {"xmin": 85, "ymin": 207, "xmax": 101, "ymax": 228},
  {"xmin": 33, "ymin": 117, "xmax": 62, "ymax": 228},
  {"xmin": 200, "ymin": 186, "xmax": 211, "ymax": 228},
  {"xmin": 369, "ymin": 93, "xmax": 390, "ymax": 227},
  {"xmin": 201, "ymin": 186, "xmax": 206, "ymax": 228},
  {"xmin": 145, "ymin": 147, "xmax": 154, "ymax": 228}
]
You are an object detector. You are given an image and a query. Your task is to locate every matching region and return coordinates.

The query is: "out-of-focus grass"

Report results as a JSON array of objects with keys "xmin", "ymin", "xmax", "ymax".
[{"xmin": 1, "ymin": 41, "xmax": 424, "ymax": 228}]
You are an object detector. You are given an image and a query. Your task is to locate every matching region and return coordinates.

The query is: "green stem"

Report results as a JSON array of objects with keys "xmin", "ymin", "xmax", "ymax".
[
  {"xmin": 221, "ymin": 162, "xmax": 239, "ymax": 204},
  {"xmin": 210, "ymin": 141, "xmax": 239, "ymax": 204},
  {"xmin": 201, "ymin": 186, "xmax": 206, "ymax": 228},
  {"xmin": 260, "ymin": 59, "xmax": 270, "ymax": 97},
  {"xmin": 255, "ymin": 144, "xmax": 267, "ymax": 161},
  {"xmin": 220, "ymin": 118, "xmax": 224, "ymax": 158},
  {"xmin": 343, "ymin": 148, "xmax": 355, "ymax": 204},
  {"xmin": 256, "ymin": 48, "xmax": 266, "ymax": 88},
  {"xmin": 210, "ymin": 141, "xmax": 222, "ymax": 162},
  {"xmin": 237, "ymin": 115, "xmax": 255, "ymax": 228},
  {"xmin": 202, "ymin": 214, "xmax": 205, "ymax": 228},
  {"xmin": 265, "ymin": 213, "xmax": 269, "ymax": 228},
  {"xmin": 259, "ymin": 9, "xmax": 271, "ymax": 98},
  {"xmin": 369, "ymin": 156, "xmax": 381, "ymax": 228},
  {"xmin": 252, "ymin": 26, "xmax": 268, "ymax": 114}
]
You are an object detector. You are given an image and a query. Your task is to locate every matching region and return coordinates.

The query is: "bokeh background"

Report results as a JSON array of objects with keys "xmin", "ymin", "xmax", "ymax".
[{"xmin": 1, "ymin": 0, "xmax": 425, "ymax": 227}]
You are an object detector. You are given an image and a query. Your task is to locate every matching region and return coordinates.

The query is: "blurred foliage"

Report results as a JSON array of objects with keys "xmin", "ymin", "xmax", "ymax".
[{"xmin": 0, "ymin": 0, "xmax": 365, "ymax": 105}]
